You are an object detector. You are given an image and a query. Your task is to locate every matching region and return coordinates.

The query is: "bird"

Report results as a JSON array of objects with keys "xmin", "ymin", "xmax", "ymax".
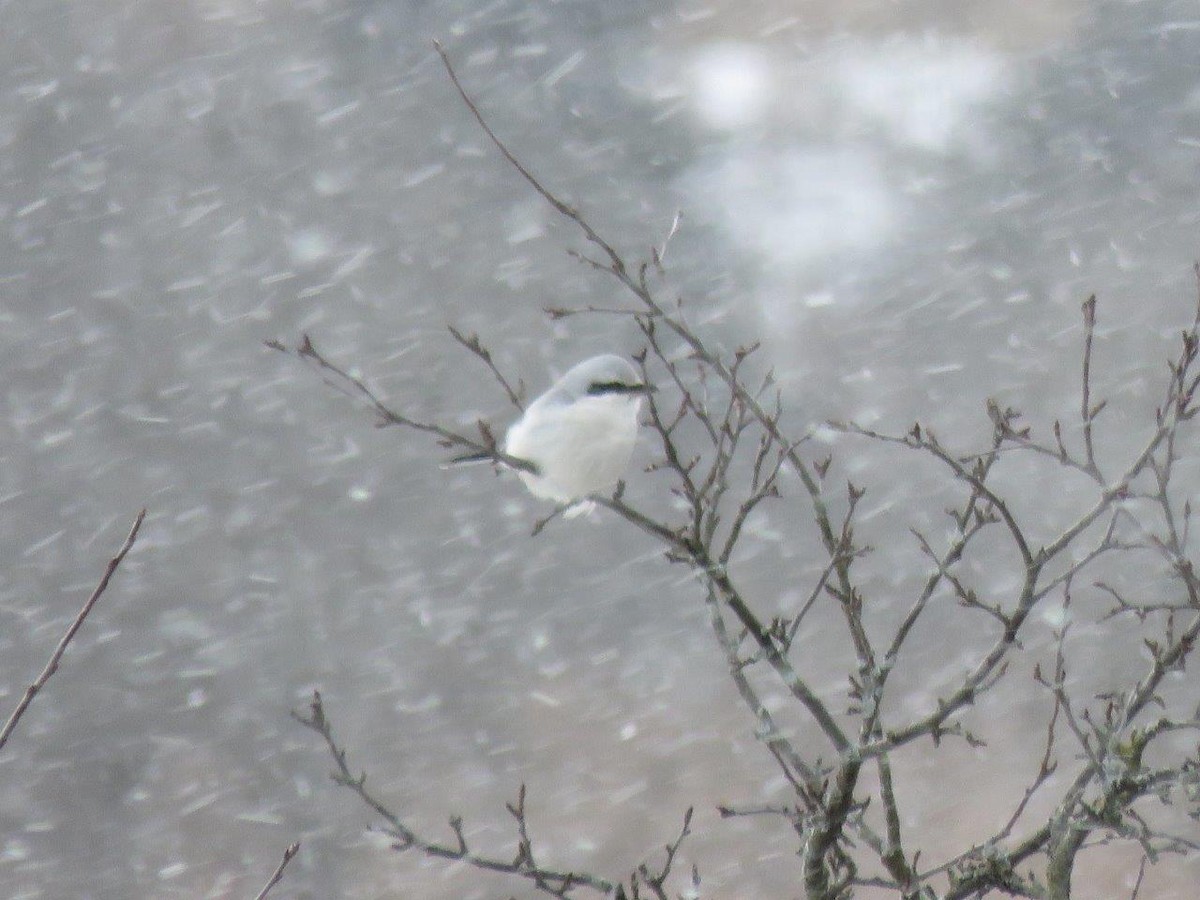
[{"xmin": 452, "ymin": 354, "xmax": 652, "ymax": 507}]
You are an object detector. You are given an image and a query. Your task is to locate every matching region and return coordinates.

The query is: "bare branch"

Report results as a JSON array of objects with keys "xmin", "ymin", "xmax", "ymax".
[
  {"xmin": 292, "ymin": 692, "xmax": 613, "ymax": 897},
  {"xmin": 876, "ymin": 754, "xmax": 921, "ymax": 896},
  {"xmin": 838, "ymin": 421, "xmax": 1034, "ymax": 569},
  {"xmin": 544, "ymin": 304, "xmax": 650, "ymax": 320},
  {"xmin": 597, "ymin": 490, "xmax": 853, "ymax": 754},
  {"xmin": 704, "ymin": 558, "xmax": 851, "ymax": 754},
  {"xmin": 0, "ymin": 508, "xmax": 146, "ymax": 752},
  {"xmin": 251, "ymin": 841, "xmax": 300, "ymax": 900},
  {"xmin": 434, "ymin": 41, "xmax": 626, "ymax": 276},
  {"xmin": 1129, "ymin": 854, "xmax": 1148, "ymax": 900},
  {"xmin": 783, "ymin": 550, "xmax": 844, "ymax": 651},
  {"xmin": 1001, "ymin": 656, "xmax": 1063, "ymax": 838},
  {"xmin": 448, "ymin": 325, "xmax": 525, "ymax": 410},
  {"xmin": 1079, "ymin": 294, "xmax": 1103, "ymax": 478},
  {"xmin": 716, "ymin": 803, "xmax": 797, "ymax": 821},
  {"xmin": 267, "ymin": 335, "xmax": 538, "ymax": 475},
  {"xmin": 703, "ymin": 582, "xmax": 821, "ymax": 790},
  {"xmin": 635, "ymin": 806, "xmax": 693, "ymax": 900}
]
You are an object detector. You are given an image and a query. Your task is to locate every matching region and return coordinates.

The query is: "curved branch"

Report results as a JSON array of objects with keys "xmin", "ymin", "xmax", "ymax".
[{"xmin": 293, "ymin": 692, "xmax": 613, "ymax": 897}]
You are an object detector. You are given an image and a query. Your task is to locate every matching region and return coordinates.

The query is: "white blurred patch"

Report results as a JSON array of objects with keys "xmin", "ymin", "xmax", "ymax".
[
  {"xmin": 1040, "ymin": 605, "xmax": 1069, "ymax": 629},
  {"xmin": 504, "ymin": 199, "xmax": 547, "ymax": 245},
  {"xmin": 672, "ymin": 32, "xmax": 1011, "ymax": 331},
  {"xmin": 687, "ymin": 146, "xmax": 895, "ymax": 268},
  {"xmin": 831, "ymin": 35, "xmax": 1008, "ymax": 155},
  {"xmin": 680, "ymin": 33, "xmax": 1008, "ymax": 155},
  {"xmin": 287, "ymin": 227, "xmax": 332, "ymax": 265},
  {"xmin": 688, "ymin": 42, "xmax": 774, "ymax": 132},
  {"xmin": 2, "ymin": 839, "xmax": 30, "ymax": 862},
  {"xmin": 313, "ymin": 167, "xmax": 355, "ymax": 196}
]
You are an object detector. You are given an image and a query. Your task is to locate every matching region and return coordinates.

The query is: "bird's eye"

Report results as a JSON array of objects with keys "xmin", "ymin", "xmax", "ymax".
[{"xmin": 587, "ymin": 380, "xmax": 636, "ymax": 396}]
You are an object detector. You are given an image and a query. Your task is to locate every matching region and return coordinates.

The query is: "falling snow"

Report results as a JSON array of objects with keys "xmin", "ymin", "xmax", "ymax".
[{"xmin": 1, "ymin": 1, "xmax": 1199, "ymax": 898}]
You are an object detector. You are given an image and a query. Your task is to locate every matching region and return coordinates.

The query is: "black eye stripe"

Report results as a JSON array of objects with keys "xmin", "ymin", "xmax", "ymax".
[{"xmin": 587, "ymin": 380, "xmax": 639, "ymax": 395}]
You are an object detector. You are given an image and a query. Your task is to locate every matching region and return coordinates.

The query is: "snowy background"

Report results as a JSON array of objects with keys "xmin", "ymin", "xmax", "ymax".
[{"xmin": 1, "ymin": 0, "xmax": 1199, "ymax": 897}]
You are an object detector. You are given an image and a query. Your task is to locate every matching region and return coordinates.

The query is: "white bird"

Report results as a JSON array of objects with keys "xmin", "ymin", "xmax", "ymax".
[{"xmin": 454, "ymin": 355, "xmax": 652, "ymax": 506}]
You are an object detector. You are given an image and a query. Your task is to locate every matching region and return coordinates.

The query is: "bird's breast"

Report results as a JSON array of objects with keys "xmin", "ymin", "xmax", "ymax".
[{"xmin": 504, "ymin": 396, "xmax": 641, "ymax": 502}]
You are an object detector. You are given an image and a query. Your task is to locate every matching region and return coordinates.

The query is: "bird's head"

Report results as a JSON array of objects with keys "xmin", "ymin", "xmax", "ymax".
[{"xmin": 559, "ymin": 354, "xmax": 655, "ymax": 401}]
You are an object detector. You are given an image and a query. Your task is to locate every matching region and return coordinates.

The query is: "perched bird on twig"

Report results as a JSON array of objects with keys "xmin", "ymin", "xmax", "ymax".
[{"xmin": 451, "ymin": 355, "xmax": 653, "ymax": 508}]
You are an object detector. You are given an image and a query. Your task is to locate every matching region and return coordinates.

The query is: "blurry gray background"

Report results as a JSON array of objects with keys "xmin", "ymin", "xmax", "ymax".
[{"xmin": 1, "ymin": 0, "xmax": 1199, "ymax": 897}]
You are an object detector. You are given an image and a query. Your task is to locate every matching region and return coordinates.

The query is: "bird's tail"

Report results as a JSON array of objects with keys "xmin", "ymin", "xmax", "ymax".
[
  {"xmin": 441, "ymin": 451, "xmax": 494, "ymax": 468},
  {"xmin": 442, "ymin": 450, "xmax": 539, "ymax": 476}
]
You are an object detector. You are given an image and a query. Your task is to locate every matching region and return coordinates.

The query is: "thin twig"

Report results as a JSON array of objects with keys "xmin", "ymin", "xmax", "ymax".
[
  {"xmin": 838, "ymin": 422, "xmax": 1034, "ymax": 568},
  {"xmin": 784, "ymin": 551, "xmax": 842, "ymax": 650},
  {"xmin": 703, "ymin": 582, "xmax": 821, "ymax": 789},
  {"xmin": 434, "ymin": 41, "xmax": 625, "ymax": 275},
  {"xmin": 545, "ymin": 304, "xmax": 649, "ymax": 320},
  {"xmin": 292, "ymin": 692, "xmax": 612, "ymax": 897},
  {"xmin": 266, "ymin": 336, "xmax": 538, "ymax": 475},
  {"xmin": 1079, "ymin": 295, "xmax": 1103, "ymax": 478},
  {"xmin": 1129, "ymin": 854, "xmax": 1149, "ymax": 899},
  {"xmin": 0, "ymin": 508, "xmax": 146, "ymax": 752},
  {"xmin": 252, "ymin": 841, "xmax": 301, "ymax": 900},
  {"xmin": 448, "ymin": 325, "xmax": 525, "ymax": 410},
  {"xmin": 637, "ymin": 806, "xmax": 693, "ymax": 900}
]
